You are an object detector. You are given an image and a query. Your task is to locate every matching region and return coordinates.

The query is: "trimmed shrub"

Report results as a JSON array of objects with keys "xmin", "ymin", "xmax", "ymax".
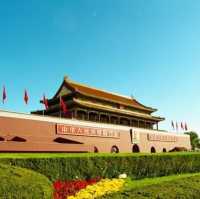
[
  {"xmin": 99, "ymin": 173, "xmax": 200, "ymax": 199},
  {"xmin": 0, "ymin": 153, "xmax": 200, "ymax": 182},
  {"xmin": 0, "ymin": 163, "xmax": 52, "ymax": 199}
]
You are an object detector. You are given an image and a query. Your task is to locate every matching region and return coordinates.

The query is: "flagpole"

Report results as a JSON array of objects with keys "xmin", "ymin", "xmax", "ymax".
[{"xmin": 2, "ymin": 85, "xmax": 6, "ymax": 104}]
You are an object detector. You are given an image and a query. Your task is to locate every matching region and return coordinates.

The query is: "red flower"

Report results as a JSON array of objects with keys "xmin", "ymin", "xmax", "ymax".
[
  {"xmin": 54, "ymin": 180, "xmax": 63, "ymax": 191},
  {"xmin": 53, "ymin": 177, "xmax": 101, "ymax": 199}
]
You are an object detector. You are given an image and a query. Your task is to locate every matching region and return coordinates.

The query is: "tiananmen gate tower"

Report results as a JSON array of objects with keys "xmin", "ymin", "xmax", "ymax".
[
  {"xmin": 0, "ymin": 76, "xmax": 191, "ymax": 153},
  {"xmin": 32, "ymin": 76, "xmax": 164, "ymax": 130}
]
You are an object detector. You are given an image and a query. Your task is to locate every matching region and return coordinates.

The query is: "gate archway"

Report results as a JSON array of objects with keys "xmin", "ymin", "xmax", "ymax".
[
  {"xmin": 132, "ymin": 144, "xmax": 140, "ymax": 153},
  {"xmin": 151, "ymin": 146, "xmax": 156, "ymax": 153},
  {"xmin": 111, "ymin": 145, "xmax": 119, "ymax": 153}
]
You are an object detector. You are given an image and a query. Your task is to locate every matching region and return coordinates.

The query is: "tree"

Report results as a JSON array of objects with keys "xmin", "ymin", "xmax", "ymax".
[{"xmin": 184, "ymin": 131, "xmax": 200, "ymax": 150}]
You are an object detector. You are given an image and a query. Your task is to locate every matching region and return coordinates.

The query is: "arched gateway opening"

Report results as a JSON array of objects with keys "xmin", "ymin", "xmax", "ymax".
[
  {"xmin": 111, "ymin": 145, "xmax": 119, "ymax": 153},
  {"xmin": 132, "ymin": 144, "xmax": 140, "ymax": 153},
  {"xmin": 151, "ymin": 146, "xmax": 156, "ymax": 153},
  {"xmin": 94, "ymin": 146, "xmax": 99, "ymax": 153}
]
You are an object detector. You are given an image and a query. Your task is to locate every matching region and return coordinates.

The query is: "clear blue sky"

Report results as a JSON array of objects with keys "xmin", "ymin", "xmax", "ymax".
[{"xmin": 0, "ymin": 0, "xmax": 199, "ymax": 133}]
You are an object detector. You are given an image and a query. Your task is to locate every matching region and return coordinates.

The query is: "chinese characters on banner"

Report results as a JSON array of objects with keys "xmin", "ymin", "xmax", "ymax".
[
  {"xmin": 56, "ymin": 124, "xmax": 120, "ymax": 139},
  {"xmin": 147, "ymin": 134, "xmax": 177, "ymax": 142}
]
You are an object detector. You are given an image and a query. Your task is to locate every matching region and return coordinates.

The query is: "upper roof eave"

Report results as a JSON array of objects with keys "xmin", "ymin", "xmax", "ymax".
[
  {"xmin": 65, "ymin": 78, "xmax": 156, "ymax": 112},
  {"xmin": 49, "ymin": 76, "xmax": 157, "ymax": 113},
  {"xmin": 52, "ymin": 76, "xmax": 76, "ymax": 99}
]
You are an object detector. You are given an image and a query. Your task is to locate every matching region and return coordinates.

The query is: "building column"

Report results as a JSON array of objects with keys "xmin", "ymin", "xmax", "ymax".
[
  {"xmin": 73, "ymin": 109, "xmax": 77, "ymax": 119},
  {"xmin": 128, "ymin": 119, "xmax": 131, "ymax": 126},
  {"xmin": 108, "ymin": 114, "xmax": 111, "ymax": 123},
  {"xmin": 116, "ymin": 116, "xmax": 119, "ymax": 124},
  {"xmin": 97, "ymin": 112, "xmax": 100, "ymax": 122},
  {"xmin": 86, "ymin": 110, "xmax": 89, "ymax": 120},
  {"xmin": 150, "ymin": 122, "xmax": 154, "ymax": 129}
]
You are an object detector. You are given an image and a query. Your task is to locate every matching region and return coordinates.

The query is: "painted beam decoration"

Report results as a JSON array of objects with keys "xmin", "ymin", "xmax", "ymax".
[{"xmin": 56, "ymin": 124, "xmax": 121, "ymax": 139}]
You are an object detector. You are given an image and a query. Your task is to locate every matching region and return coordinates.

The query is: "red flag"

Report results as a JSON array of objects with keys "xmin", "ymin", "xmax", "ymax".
[
  {"xmin": 60, "ymin": 96, "xmax": 67, "ymax": 114},
  {"xmin": 24, "ymin": 89, "xmax": 29, "ymax": 104},
  {"xmin": 43, "ymin": 94, "xmax": 49, "ymax": 110},
  {"xmin": 185, "ymin": 122, "xmax": 188, "ymax": 131},
  {"xmin": 181, "ymin": 122, "xmax": 184, "ymax": 130},
  {"xmin": 171, "ymin": 121, "xmax": 174, "ymax": 130},
  {"xmin": 2, "ymin": 86, "xmax": 6, "ymax": 104},
  {"xmin": 176, "ymin": 122, "xmax": 179, "ymax": 131}
]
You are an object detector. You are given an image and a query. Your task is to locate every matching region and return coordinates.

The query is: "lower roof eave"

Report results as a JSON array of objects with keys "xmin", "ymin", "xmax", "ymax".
[{"xmin": 73, "ymin": 99, "xmax": 165, "ymax": 123}]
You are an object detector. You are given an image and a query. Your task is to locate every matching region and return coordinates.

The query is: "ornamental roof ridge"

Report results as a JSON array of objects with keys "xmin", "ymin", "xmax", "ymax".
[
  {"xmin": 66, "ymin": 78, "xmax": 134, "ymax": 100},
  {"xmin": 64, "ymin": 77, "xmax": 156, "ymax": 112}
]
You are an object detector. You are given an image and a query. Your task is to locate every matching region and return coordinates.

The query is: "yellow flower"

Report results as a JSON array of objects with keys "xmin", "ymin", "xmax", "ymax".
[{"xmin": 67, "ymin": 178, "xmax": 125, "ymax": 199}]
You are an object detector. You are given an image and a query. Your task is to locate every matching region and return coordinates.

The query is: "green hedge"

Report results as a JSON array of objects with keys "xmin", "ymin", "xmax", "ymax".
[
  {"xmin": 99, "ymin": 173, "xmax": 200, "ymax": 199},
  {"xmin": 0, "ymin": 163, "xmax": 52, "ymax": 199},
  {"xmin": 0, "ymin": 153, "xmax": 200, "ymax": 182}
]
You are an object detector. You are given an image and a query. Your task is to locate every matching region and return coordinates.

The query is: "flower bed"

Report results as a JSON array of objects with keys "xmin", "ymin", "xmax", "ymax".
[
  {"xmin": 68, "ymin": 178, "xmax": 125, "ymax": 199},
  {"xmin": 53, "ymin": 177, "xmax": 101, "ymax": 199}
]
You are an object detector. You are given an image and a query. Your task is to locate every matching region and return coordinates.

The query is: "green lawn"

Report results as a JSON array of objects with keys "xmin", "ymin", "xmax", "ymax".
[
  {"xmin": 99, "ymin": 173, "xmax": 200, "ymax": 199},
  {"xmin": 123, "ymin": 172, "xmax": 200, "ymax": 190},
  {"xmin": 0, "ymin": 163, "xmax": 52, "ymax": 199}
]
